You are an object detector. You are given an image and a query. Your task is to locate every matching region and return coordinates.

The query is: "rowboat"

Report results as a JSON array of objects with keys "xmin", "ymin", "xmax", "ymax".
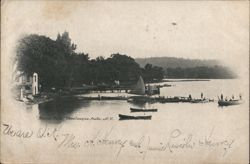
[
  {"xmin": 130, "ymin": 107, "xmax": 157, "ymax": 112},
  {"xmin": 218, "ymin": 99, "xmax": 242, "ymax": 106},
  {"xmin": 119, "ymin": 114, "xmax": 152, "ymax": 120}
]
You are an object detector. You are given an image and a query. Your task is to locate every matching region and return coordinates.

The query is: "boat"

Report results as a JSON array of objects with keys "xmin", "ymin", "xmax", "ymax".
[
  {"xmin": 130, "ymin": 76, "xmax": 146, "ymax": 95},
  {"xmin": 218, "ymin": 99, "xmax": 242, "ymax": 106},
  {"xmin": 118, "ymin": 114, "xmax": 152, "ymax": 120},
  {"xmin": 130, "ymin": 107, "xmax": 157, "ymax": 112},
  {"xmin": 190, "ymin": 99, "xmax": 209, "ymax": 103}
]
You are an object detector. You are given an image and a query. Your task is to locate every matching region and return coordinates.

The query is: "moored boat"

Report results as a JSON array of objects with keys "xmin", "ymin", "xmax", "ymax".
[
  {"xmin": 130, "ymin": 107, "xmax": 157, "ymax": 112},
  {"xmin": 190, "ymin": 99, "xmax": 209, "ymax": 103},
  {"xmin": 218, "ymin": 99, "xmax": 242, "ymax": 106},
  {"xmin": 130, "ymin": 76, "xmax": 146, "ymax": 95},
  {"xmin": 119, "ymin": 114, "xmax": 152, "ymax": 120}
]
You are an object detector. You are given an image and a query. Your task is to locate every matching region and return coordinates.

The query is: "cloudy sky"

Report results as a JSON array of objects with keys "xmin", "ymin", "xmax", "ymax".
[{"xmin": 2, "ymin": 1, "xmax": 249, "ymax": 75}]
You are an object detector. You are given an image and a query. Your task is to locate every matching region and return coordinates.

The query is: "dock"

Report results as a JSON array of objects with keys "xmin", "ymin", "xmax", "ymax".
[
  {"xmin": 74, "ymin": 95, "xmax": 213, "ymax": 104},
  {"xmin": 63, "ymin": 83, "xmax": 171, "ymax": 94}
]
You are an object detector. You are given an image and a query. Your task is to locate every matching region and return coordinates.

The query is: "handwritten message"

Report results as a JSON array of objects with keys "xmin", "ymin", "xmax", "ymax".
[{"xmin": 2, "ymin": 123, "xmax": 235, "ymax": 159}]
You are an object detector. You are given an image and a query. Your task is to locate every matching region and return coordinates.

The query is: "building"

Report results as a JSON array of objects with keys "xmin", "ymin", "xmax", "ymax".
[
  {"xmin": 13, "ymin": 72, "xmax": 39, "ymax": 100},
  {"xmin": 32, "ymin": 73, "xmax": 38, "ymax": 95}
]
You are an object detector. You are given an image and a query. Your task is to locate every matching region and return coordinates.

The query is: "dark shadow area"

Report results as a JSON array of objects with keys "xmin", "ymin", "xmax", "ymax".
[
  {"xmin": 127, "ymin": 101, "xmax": 148, "ymax": 108},
  {"xmin": 38, "ymin": 97, "xmax": 90, "ymax": 124}
]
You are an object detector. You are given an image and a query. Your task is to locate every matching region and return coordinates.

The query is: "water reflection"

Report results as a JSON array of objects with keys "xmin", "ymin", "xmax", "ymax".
[
  {"xmin": 38, "ymin": 97, "xmax": 90, "ymax": 124},
  {"xmin": 127, "ymin": 101, "xmax": 148, "ymax": 108}
]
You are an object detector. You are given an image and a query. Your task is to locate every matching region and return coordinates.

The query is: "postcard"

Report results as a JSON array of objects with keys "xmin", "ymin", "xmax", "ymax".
[{"xmin": 1, "ymin": 1, "xmax": 249, "ymax": 163}]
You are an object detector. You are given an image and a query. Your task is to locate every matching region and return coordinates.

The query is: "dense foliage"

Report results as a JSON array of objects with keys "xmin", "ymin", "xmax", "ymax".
[
  {"xmin": 141, "ymin": 64, "xmax": 164, "ymax": 82},
  {"xmin": 15, "ymin": 32, "xmax": 164, "ymax": 90}
]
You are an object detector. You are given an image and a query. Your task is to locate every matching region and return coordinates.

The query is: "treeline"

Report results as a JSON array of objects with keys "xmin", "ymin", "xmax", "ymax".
[
  {"xmin": 136, "ymin": 57, "xmax": 237, "ymax": 79},
  {"xmin": 166, "ymin": 66, "xmax": 237, "ymax": 79},
  {"xmin": 135, "ymin": 57, "xmax": 220, "ymax": 68},
  {"xmin": 15, "ymin": 32, "xmax": 164, "ymax": 90}
]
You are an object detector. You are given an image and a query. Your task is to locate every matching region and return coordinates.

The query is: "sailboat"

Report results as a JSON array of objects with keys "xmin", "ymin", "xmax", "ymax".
[{"xmin": 130, "ymin": 76, "xmax": 145, "ymax": 95}]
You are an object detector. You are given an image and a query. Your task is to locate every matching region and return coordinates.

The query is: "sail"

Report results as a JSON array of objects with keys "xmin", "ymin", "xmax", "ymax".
[{"xmin": 130, "ymin": 76, "xmax": 145, "ymax": 95}]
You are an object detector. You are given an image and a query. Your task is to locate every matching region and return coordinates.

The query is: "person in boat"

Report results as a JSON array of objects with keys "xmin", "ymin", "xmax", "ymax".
[
  {"xmin": 225, "ymin": 97, "xmax": 228, "ymax": 101},
  {"xmin": 201, "ymin": 92, "xmax": 203, "ymax": 99},
  {"xmin": 220, "ymin": 94, "xmax": 223, "ymax": 100},
  {"xmin": 232, "ymin": 95, "xmax": 234, "ymax": 100},
  {"xmin": 188, "ymin": 94, "xmax": 192, "ymax": 100},
  {"xmin": 239, "ymin": 94, "xmax": 242, "ymax": 100}
]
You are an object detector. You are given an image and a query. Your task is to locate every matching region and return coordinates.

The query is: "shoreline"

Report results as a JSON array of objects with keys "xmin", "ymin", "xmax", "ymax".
[
  {"xmin": 21, "ymin": 78, "xmax": 235, "ymax": 105},
  {"xmin": 162, "ymin": 79, "xmax": 210, "ymax": 82}
]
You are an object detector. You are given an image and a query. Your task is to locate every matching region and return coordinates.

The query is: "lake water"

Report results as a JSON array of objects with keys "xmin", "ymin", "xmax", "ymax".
[
  {"xmin": 2, "ymin": 79, "xmax": 249, "ymax": 163},
  {"xmin": 36, "ymin": 79, "xmax": 248, "ymax": 123}
]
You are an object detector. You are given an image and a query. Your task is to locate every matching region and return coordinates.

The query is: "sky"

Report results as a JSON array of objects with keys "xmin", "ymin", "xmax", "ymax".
[{"xmin": 1, "ymin": 0, "xmax": 249, "ymax": 75}]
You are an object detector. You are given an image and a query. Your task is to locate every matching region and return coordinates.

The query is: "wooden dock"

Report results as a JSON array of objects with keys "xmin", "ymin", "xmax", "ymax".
[{"xmin": 74, "ymin": 95, "xmax": 213, "ymax": 104}]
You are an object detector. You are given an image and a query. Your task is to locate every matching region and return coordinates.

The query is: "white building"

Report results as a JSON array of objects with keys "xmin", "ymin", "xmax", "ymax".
[
  {"xmin": 32, "ymin": 73, "xmax": 38, "ymax": 95},
  {"xmin": 13, "ymin": 72, "xmax": 39, "ymax": 100}
]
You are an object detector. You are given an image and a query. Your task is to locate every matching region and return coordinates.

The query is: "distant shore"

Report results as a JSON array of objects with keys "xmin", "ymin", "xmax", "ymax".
[{"xmin": 162, "ymin": 79, "xmax": 210, "ymax": 82}]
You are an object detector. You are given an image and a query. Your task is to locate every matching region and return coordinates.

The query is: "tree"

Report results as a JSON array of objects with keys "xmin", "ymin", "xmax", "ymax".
[
  {"xmin": 56, "ymin": 31, "xmax": 77, "ymax": 55},
  {"xmin": 16, "ymin": 32, "xmax": 78, "ymax": 90},
  {"xmin": 106, "ymin": 53, "xmax": 142, "ymax": 82},
  {"xmin": 142, "ymin": 63, "xmax": 164, "ymax": 82},
  {"xmin": 15, "ymin": 33, "xmax": 165, "ymax": 91}
]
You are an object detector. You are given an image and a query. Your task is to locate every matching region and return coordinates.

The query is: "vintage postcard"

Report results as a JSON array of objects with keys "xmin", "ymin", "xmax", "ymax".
[{"xmin": 1, "ymin": 0, "xmax": 249, "ymax": 163}]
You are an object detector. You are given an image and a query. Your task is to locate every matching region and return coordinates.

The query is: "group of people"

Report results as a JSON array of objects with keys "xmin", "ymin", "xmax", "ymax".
[
  {"xmin": 220, "ymin": 94, "xmax": 242, "ymax": 101},
  {"xmin": 188, "ymin": 92, "xmax": 205, "ymax": 100},
  {"xmin": 187, "ymin": 93, "xmax": 242, "ymax": 101}
]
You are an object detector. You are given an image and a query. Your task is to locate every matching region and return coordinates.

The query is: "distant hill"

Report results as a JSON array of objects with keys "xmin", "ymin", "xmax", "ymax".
[
  {"xmin": 135, "ymin": 57, "xmax": 220, "ymax": 68},
  {"xmin": 135, "ymin": 57, "xmax": 236, "ymax": 79}
]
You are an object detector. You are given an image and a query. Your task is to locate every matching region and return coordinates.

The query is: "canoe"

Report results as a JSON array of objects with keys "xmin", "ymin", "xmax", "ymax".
[
  {"xmin": 218, "ymin": 100, "xmax": 242, "ymax": 106},
  {"xmin": 130, "ymin": 107, "xmax": 157, "ymax": 112},
  {"xmin": 119, "ymin": 114, "xmax": 152, "ymax": 120}
]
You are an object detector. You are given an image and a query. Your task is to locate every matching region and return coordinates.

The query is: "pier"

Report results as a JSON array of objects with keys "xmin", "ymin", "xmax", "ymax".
[{"xmin": 74, "ymin": 95, "xmax": 214, "ymax": 104}]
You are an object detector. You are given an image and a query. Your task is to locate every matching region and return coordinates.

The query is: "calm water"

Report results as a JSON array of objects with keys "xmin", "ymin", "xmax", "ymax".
[
  {"xmin": 35, "ymin": 79, "xmax": 248, "ymax": 124},
  {"xmin": 3, "ymin": 79, "xmax": 249, "ymax": 163}
]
